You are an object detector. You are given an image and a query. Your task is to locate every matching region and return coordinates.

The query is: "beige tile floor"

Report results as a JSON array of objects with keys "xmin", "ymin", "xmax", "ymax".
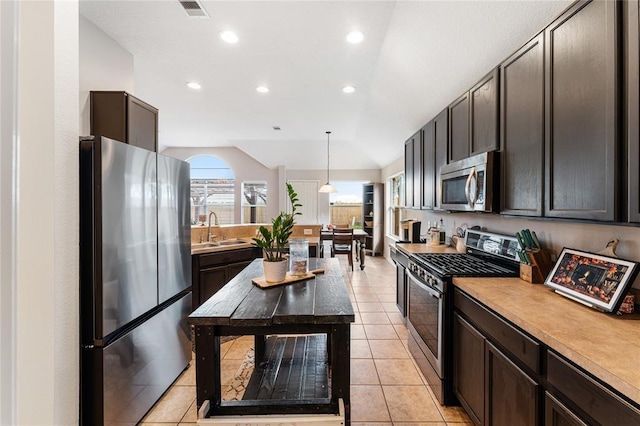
[{"xmin": 140, "ymin": 254, "xmax": 472, "ymax": 425}]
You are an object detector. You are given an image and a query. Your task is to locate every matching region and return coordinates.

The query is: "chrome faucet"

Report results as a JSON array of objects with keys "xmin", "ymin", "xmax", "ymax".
[{"xmin": 208, "ymin": 211, "xmax": 219, "ymax": 242}]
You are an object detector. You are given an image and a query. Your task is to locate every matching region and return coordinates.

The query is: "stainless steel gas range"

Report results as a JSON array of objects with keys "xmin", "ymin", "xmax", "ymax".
[{"xmin": 406, "ymin": 230, "xmax": 520, "ymax": 406}]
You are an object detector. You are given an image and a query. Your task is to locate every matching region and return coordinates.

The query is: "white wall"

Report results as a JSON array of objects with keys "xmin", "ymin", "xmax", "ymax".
[
  {"xmin": 381, "ymin": 156, "xmax": 404, "ymax": 260},
  {"xmin": 286, "ymin": 168, "xmax": 381, "ymax": 225},
  {"xmin": 160, "ymin": 149, "xmax": 382, "ymax": 225},
  {"xmin": 79, "ymin": 14, "xmax": 134, "ymax": 136},
  {"xmin": 162, "ymin": 147, "xmax": 281, "ymax": 223},
  {"xmin": 17, "ymin": 2, "xmax": 79, "ymax": 425}
]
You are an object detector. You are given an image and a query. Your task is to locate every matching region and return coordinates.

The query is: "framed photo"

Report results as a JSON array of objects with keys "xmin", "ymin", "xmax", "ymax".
[{"xmin": 545, "ymin": 248, "xmax": 640, "ymax": 313}]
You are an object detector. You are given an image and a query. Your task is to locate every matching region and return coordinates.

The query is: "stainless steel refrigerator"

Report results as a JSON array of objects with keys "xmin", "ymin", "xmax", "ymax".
[{"xmin": 79, "ymin": 136, "xmax": 192, "ymax": 425}]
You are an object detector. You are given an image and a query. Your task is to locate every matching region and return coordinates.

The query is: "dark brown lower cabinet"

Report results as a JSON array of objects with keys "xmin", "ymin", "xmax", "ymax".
[
  {"xmin": 227, "ymin": 260, "xmax": 253, "ymax": 280},
  {"xmin": 200, "ymin": 259, "xmax": 253, "ymax": 303},
  {"xmin": 395, "ymin": 261, "xmax": 407, "ymax": 316},
  {"xmin": 192, "ymin": 247, "xmax": 261, "ymax": 310},
  {"xmin": 545, "ymin": 392, "xmax": 588, "ymax": 426},
  {"xmin": 547, "ymin": 351, "xmax": 640, "ymax": 426},
  {"xmin": 454, "ymin": 288, "xmax": 640, "ymax": 426},
  {"xmin": 453, "ymin": 312, "xmax": 485, "ymax": 425},
  {"xmin": 485, "ymin": 341, "xmax": 539, "ymax": 426},
  {"xmin": 453, "ymin": 312, "xmax": 539, "ymax": 426},
  {"xmin": 199, "ymin": 266, "xmax": 227, "ymax": 306},
  {"xmin": 391, "ymin": 246, "xmax": 409, "ymax": 317}
]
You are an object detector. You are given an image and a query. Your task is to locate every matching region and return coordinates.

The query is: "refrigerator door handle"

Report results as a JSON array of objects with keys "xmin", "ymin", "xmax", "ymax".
[{"xmin": 82, "ymin": 338, "xmax": 103, "ymax": 350}]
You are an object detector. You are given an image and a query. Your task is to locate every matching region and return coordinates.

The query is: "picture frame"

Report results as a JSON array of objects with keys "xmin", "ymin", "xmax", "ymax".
[{"xmin": 545, "ymin": 248, "xmax": 639, "ymax": 313}]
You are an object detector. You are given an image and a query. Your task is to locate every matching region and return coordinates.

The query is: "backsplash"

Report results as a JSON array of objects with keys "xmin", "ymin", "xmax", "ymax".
[
  {"xmin": 191, "ymin": 224, "xmax": 321, "ymax": 243},
  {"xmin": 403, "ymin": 210, "xmax": 640, "ymax": 289}
]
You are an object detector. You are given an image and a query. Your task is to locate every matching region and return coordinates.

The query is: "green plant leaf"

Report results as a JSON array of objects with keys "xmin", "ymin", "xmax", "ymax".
[{"xmin": 257, "ymin": 182, "xmax": 303, "ymax": 262}]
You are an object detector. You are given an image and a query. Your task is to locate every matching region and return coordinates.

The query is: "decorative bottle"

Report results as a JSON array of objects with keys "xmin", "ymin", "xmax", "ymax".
[{"xmin": 438, "ymin": 218, "xmax": 446, "ymax": 245}]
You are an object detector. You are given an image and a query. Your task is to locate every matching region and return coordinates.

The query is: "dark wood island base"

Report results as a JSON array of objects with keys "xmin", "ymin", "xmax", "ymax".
[{"xmin": 190, "ymin": 258, "xmax": 354, "ymax": 424}]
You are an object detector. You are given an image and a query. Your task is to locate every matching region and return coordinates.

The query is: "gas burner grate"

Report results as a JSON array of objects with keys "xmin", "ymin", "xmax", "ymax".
[{"xmin": 412, "ymin": 253, "xmax": 517, "ymax": 277}]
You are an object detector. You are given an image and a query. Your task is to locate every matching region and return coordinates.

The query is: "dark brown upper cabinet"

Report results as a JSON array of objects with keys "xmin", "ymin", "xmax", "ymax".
[
  {"xmin": 413, "ymin": 131, "xmax": 422, "ymax": 209},
  {"xmin": 544, "ymin": 0, "xmax": 619, "ymax": 221},
  {"xmin": 404, "ymin": 130, "xmax": 422, "ymax": 209},
  {"xmin": 434, "ymin": 108, "xmax": 449, "ymax": 209},
  {"xmin": 90, "ymin": 91, "xmax": 158, "ymax": 152},
  {"xmin": 404, "ymin": 138, "xmax": 414, "ymax": 208},
  {"xmin": 627, "ymin": 0, "xmax": 640, "ymax": 223},
  {"xmin": 470, "ymin": 68, "xmax": 499, "ymax": 156},
  {"xmin": 448, "ymin": 92, "xmax": 470, "ymax": 162},
  {"xmin": 500, "ymin": 33, "xmax": 545, "ymax": 217},
  {"xmin": 421, "ymin": 121, "xmax": 435, "ymax": 210}
]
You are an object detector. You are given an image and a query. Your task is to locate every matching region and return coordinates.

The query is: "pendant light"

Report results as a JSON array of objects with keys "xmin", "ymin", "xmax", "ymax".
[{"xmin": 319, "ymin": 131, "xmax": 337, "ymax": 193}]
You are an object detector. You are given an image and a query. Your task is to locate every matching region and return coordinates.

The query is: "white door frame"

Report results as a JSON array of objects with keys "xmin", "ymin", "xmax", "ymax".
[{"xmin": 0, "ymin": 1, "xmax": 19, "ymax": 423}]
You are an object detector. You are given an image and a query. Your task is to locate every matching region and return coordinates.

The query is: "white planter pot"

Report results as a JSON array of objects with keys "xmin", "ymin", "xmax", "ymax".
[{"xmin": 263, "ymin": 259, "xmax": 288, "ymax": 283}]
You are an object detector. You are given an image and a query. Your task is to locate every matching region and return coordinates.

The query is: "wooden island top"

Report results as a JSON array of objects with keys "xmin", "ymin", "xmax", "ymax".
[{"xmin": 190, "ymin": 257, "xmax": 354, "ymax": 326}]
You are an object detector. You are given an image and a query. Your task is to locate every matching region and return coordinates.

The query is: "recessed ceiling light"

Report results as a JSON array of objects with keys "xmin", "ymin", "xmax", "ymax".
[
  {"xmin": 342, "ymin": 86, "xmax": 356, "ymax": 94},
  {"xmin": 219, "ymin": 30, "xmax": 239, "ymax": 44},
  {"xmin": 186, "ymin": 82, "xmax": 201, "ymax": 90},
  {"xmin": 256, "ymin": 86, "xmax": 269, "ymax": 94},
  {"xmin": 346, "ymin": 30, "xmax": 364, "ymax": 44}
]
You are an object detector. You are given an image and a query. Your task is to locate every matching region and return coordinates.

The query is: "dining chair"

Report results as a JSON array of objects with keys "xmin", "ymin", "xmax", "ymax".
[
  {"xmin": 321, "ymin": 224, "xmax": 350, "ymax": 258},
  {"xmin": 331, "ymin": 227, "xmax": 354, "ymax": 270}
]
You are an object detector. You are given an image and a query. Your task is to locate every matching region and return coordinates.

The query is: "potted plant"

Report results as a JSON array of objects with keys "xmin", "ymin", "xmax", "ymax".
[{"xmin": 253, "ymin": 182, "xmax": 302, "ymax": 282}]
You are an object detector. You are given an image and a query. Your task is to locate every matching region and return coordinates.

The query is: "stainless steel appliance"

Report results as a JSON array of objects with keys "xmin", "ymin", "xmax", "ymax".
[
  {"xmin": 406, "ymin": 230, "xmax": 520, "ymax": 406},
  {"xmin": 439, "ymin": 152, "xmax": 498, "ymax": 212},
  {"xmin": 80, "ymin": 136, "xmax": 192, "ymax": 425}
]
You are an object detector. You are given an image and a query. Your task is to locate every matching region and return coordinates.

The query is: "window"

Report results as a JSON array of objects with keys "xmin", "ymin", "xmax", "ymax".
[
  {"xmin": 387, "ymin": 173, "xmax": 404, "ymax": 238},
  {"xmin": 241, "ymin": 181, "xmax": 267, "ymax": 224},
  {"xmin": 329, "ymin": 181, "xmax": 366, "ymax": 228},
  {"xmin": 187, "ymin": 155, "xmax": 235, "ymax": 225}
]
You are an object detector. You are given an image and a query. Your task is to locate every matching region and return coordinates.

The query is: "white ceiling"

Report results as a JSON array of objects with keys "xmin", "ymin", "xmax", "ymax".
[{"xmin": 79, "ymin": 0, "xmax": 572, "ymax": 171}]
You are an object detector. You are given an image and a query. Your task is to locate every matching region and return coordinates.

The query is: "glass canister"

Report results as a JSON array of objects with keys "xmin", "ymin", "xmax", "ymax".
[{"xmin": 289, "ymin": 238, "xmax": 309, "ymax": 276}]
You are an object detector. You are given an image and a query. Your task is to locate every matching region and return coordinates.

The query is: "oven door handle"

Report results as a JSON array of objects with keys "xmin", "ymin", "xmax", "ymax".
[{"xmin": 407, "ymin": 271, "xmax": 442, "ymax": 300}]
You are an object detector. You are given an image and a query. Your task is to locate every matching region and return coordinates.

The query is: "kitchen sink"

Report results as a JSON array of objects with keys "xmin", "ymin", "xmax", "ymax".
[
  {"xmin": 216, "ymin": 238, "xmax": 250, "ymax": 246},
  {"xmin": 191, "ymin": 238, "xmax": 252, "ymax": 252},
  {"xmin": 192, "ymin": 242, "xmax": 218, "ymax": 249}
]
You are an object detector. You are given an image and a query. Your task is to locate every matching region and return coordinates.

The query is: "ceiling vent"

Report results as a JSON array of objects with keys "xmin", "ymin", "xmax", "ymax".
[{"xmin": 178, "ymin": 0, "xmax": 209, "ymax": 18}]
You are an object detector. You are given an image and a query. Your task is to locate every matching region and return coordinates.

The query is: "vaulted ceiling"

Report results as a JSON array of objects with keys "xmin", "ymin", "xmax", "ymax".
[{"xmin": 80, "ymin": 0, "xmax": 572, "ymax": 171}]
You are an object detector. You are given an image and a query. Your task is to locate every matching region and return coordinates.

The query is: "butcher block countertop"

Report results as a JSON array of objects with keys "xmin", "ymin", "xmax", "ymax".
[
  {"xmin": 395, "ymin": 243, "xmax": 458, "ymax": 255},
  {"xmin": 453, "ymin": 277, "xmax": 640, "ymax": 407}
]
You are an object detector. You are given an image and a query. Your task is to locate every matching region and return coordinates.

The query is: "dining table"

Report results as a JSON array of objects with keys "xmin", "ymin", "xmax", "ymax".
[{"xmin": 320, "ymin": 228, "xmax": 369, "ymax": 270}]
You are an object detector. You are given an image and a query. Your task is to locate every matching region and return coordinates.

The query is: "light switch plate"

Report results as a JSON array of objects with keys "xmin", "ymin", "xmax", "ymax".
[{"xmin": 303, "ymin": 229, "xmax": 312, "ymax": 235}]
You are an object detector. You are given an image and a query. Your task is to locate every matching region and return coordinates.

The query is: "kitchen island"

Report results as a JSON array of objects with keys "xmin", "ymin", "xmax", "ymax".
[{"xmin": 189, "ymin": 257, "xmax": 354, "ymax": 424}]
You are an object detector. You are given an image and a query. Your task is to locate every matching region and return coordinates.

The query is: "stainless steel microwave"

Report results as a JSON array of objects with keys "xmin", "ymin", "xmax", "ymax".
[{"xmin": 439, "ymin": 152, "xmax": 497, "ymax": 212}]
